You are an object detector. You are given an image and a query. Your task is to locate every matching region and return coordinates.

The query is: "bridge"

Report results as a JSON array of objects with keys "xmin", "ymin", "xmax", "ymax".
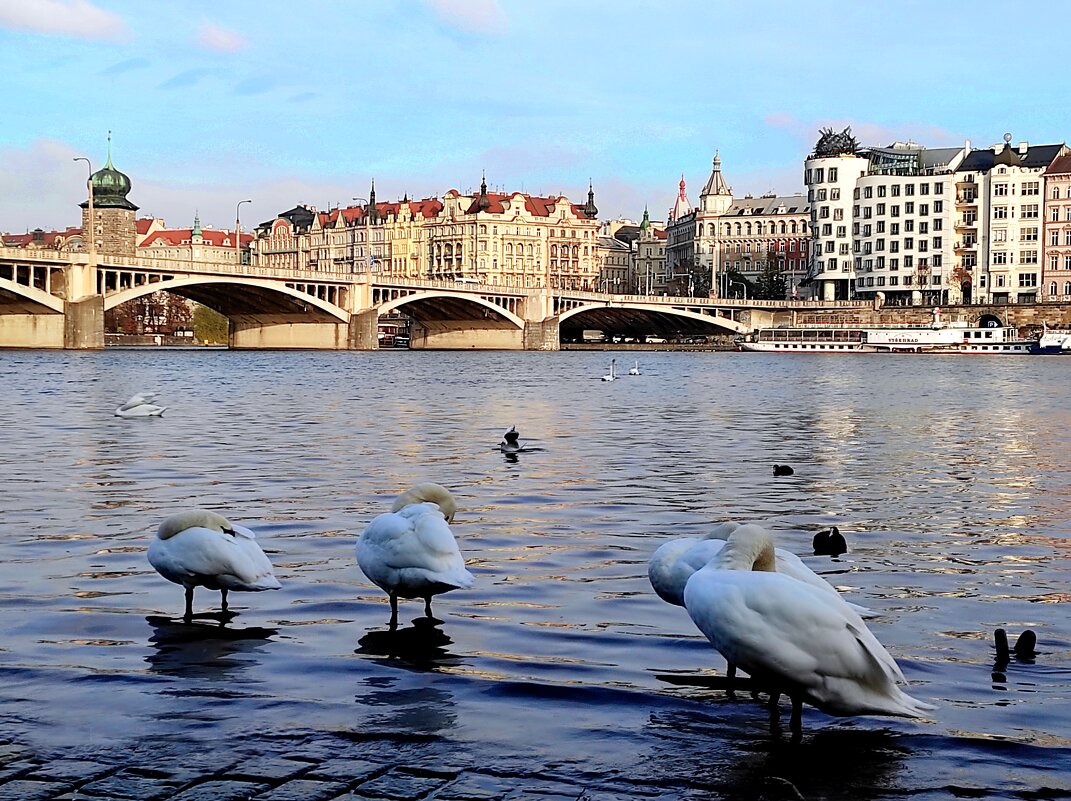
[{"xmin": 3, "ymin": 247, "xmax": 1066, "ymax": 349}]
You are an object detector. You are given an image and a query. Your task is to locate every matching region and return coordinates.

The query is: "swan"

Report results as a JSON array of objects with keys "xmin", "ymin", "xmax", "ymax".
[
  {"xmin": 116, "ymin": 392, "xmax": 166, "ymax": 417},
  {"xmin": 147, "ymin": 509, "xmax": 281, "ymax": 620},
  {"xmin": 682, "ymin": 524, "xmax": 934, "ymax": 733},
  {"xmin": 357, "ymin": 483, "xmax": 474, "ymax": 626},
  {"xmin": 500, "ymin": 425, "xmax": 523, "ymax": 454},
  {"xmin": 628, "ymin": 360, "xmax": 640, "ymax": 376},
  {"xmin": 602, "ymin": 358, "xmax": 617, "ymax": 382}
]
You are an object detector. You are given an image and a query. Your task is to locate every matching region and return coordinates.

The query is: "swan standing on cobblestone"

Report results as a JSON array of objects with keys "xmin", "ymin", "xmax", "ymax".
[
  {"xmin": 148, "ymin": 510, "xmax": 281, "ymax": 621},
  {"xmin": 357, "ymin": 483, "xmax": 474, "ymax": 627},
  {"xmin": 115, "ymin": 392, "xmax": 166, "ymax": 417},
  {"xmin": 683, "ymin": 525, "xmax": 934, "ymax": 734}
]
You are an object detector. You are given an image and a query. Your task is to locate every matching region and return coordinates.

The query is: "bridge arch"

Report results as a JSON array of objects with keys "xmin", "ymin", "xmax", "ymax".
[
  {"xmin": 558, "ymin": 302, "xmax": 747, "ymax": 335},
  {"xmin": 103, "ymin": 276, "xmax": 351, "ymax": 321},
  {"xmin": 0, "ymin": 276, "xmax": 65, "ymax": 313},
  {"xmin": 377, "ymin": 290, "xmax": 525, "ymax": 329}
]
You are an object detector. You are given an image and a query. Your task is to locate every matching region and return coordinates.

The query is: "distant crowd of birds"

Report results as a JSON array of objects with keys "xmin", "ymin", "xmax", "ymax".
[{"xmin": 126, "ymin": 393, "xmax": 1037, "ymax": 737}]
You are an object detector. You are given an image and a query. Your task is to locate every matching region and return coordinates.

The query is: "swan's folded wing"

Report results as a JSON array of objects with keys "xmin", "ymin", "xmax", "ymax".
[{"xmin": 149, "ymin": 527, "xmax": 246, "ymax": 582}]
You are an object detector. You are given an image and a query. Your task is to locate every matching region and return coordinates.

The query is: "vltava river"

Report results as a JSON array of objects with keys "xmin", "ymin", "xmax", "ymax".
[{"xmin": 1, "ymin": 348, "xmax": 1069, "ymax": 797}]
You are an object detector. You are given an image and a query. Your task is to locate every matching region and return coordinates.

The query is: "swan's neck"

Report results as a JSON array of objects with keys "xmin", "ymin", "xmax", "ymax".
[{"xmin": 716, "ymin": 535, "xmax": 776, "ymax": 572}]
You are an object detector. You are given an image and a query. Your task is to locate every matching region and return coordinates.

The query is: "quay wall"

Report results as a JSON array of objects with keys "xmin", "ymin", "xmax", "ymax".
[{"xmin": 791, "ymin": 302, "xmax": 1071, "ymax": 331}]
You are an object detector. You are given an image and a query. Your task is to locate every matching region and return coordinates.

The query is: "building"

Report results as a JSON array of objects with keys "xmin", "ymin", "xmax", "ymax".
[
  {"xmin": 80, "ymin": 144, "xmax": 138, "ymax": 257},
  {"xmin": 956, "ymin": 136, "xmax": 1066, "ymax": 304},
  {"xmin": 665, "ymin": 177, "xmax": 698, "ymax": 294},
  {"xmin": 138, "ymin": 214, "xmax": 252, "ymax": 264},
  {"xmin": 1041, "ymin": 152, "xmax": 1071, "ymax": 299},
  {"xmin": 2, "ymin": 227, "xmax": 84, "ymax": 250},
  {"xmin": 634, "ymin": 208, "xmax": 667, "ymax": 294},
  {"xmin": 251, "ymin": 177, "xmax": 601, "ymax": 290}
]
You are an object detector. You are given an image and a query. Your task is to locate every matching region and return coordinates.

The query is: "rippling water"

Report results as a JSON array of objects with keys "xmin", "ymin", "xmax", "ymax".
[{"xmin": 1, "ymin": 349, "xmax": 1070, "ymax": 797}]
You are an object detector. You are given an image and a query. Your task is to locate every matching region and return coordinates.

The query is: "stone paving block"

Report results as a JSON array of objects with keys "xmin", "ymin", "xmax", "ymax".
[
  {"xmin": 0, "ymin": 759, "xmax": 37, "ymax": 782},
  {"xmin": 76, "ymin": 769, "xmax": 182, "ymax": 800},
  {"xmin": 168, "ymin": 779, "xmax": 272, "ymax": 801},
  {"xmin": 305, "ymin": 758, "xmax": 383, "ymax": 784},
  {"xmin": 136, "ymin": 752, "xmax": 240, "ymax": 784},
  {"xmin": 25, "ymin": 759, "xmax": 112, "ymax": 782},
  {"xmin": 352, "ymin": 770, "xmax": 449, "ymax": 800},
  {"xmin": 430, "ymin": 772, "xmax": 514, "ymax": 800},
  {"xmin": 252, "ymin": 778, "xmax": 351, "ymax": 800},
  {"xmin": 228, "ymin": 756, "xmax": 310, "ymax": 783},
  {"xmin": 0, "ymin": 779, "xmax": 68, "ymax": 801}
]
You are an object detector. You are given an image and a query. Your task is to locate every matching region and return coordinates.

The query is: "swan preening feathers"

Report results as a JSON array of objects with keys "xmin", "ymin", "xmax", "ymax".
[
  {"xmin": 147, "ymin": 509, "xmax": 281, "ymax": 620},
  {"xmin": 499, "ymin": 426, "xmax": 523, "ymax": 454},
  {"xmin": 357, "ymin": 483, "xmax": 474, "ymax": 627},
  {"xmin": 664, "ymin": 524, "xmax": 933, "ymax": 733},
  {"xmin": 116, "ymin": 392, "xmax": 166, "ymax": 417}
]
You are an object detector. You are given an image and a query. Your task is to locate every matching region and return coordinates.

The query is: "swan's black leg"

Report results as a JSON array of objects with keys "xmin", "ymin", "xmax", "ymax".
[
  {"xmin": 424, "ymin": 596, "xmax": 433, "ymax": 618},
  {"xmin": 789, "ymin": 695, "xmax": 804, "ymax": 740},
  {"xmin": 220, "ymin": 588, "xmax": 229, "ymax": 614},
  {"xmin": 389, "ymin": 593, "xmax": 398, "ymax": 629},
  {"xmin": 184, "ymin": 586, "xmax": 194, "ymax": 622}
]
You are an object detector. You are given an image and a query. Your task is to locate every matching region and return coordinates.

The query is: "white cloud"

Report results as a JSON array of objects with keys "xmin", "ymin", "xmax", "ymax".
[
  {"xmin": 0, "ymin": 139, "xmax": 90, "ymax": 233},
  {"xmin": 0, "ymin": 0, "xmax": 127, "ymax": 41},
  {"xmin": 424, "ymin": 0, "xmax": 507, "ymax": 35},
  {"xmin": 197, "ymin": 22, "xmax": 247, "ymax": 53}
]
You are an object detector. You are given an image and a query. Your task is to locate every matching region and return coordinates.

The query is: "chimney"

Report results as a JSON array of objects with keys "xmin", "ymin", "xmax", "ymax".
[
  {"xmin": 1019, "ymin": 141, "xmax": 1029, "ymax": 155},
  {"xmin": 964, "ymin": 139, "xmax": 971, "ymax": 152}
]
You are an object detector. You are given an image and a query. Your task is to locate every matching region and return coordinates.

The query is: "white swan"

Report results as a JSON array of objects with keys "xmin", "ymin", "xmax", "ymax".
[
  {"xmin": 147, "ymin": 509, "xmax": 281, "ymax": 620},
  {"xmin": 357, "ymin": 483, "xmax": 474, "ymax": 626},
  {"xmin": 602, "ymin": 358, "xmax": 617, "ymax": 382},
  {"xmin": 628, "ymin": 360, "xmax": 640, "ymax": 376},
  {"xmin": 682, "ymin": 524, "xmax": 934, "ymax": 733},
  {"xmin": 648, "ymin": 523, "xmax": 875, "ymax": 617},
  {"xmin": 116, "ymin": 392, "xmax": 166, "ymax": 417}
]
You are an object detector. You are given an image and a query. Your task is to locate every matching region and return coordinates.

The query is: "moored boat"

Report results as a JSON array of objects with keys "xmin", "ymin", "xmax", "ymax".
[
  {"xmin": 1032, "ymin": 327, "xmax": 1071, "ymax": 354},
  {"xmin": 741, "ymin": 322, "xmax": 1035, "ymax": 355}
]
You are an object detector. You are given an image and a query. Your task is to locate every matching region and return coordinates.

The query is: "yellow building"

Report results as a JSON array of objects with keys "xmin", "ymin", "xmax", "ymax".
[{"xmin": 250, "ymin": 177, "xmax": 601, "ymax": 290}]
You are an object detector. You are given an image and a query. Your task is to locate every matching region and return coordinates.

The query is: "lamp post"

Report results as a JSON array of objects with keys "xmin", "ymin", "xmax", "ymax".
[
  {"xmin": 352, "ymin": 196, "xmax": 371, "ymax": 274},
  {"xmin": 73, "ymin": 157, "xmax": 94, "ymax": 257},
  {"xmin": 730, "ymin": 280, "xmax": 748, "ymax": 301},
  {"xmin": 235, "ymin": 199, "xmax": 251, "ymax": 266}
]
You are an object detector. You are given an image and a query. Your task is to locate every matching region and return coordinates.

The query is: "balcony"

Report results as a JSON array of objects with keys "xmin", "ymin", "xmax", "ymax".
[
  {"xmin": 954, "ymin": 241, "xmax": 977, "ymax": 251},
  {"xmin": 954, "ymin": 218, "xmax": 978, "ymax": 229},
  {"xmin": 956, "ymin": 194, "xmax": 978, "ymax": 205}
]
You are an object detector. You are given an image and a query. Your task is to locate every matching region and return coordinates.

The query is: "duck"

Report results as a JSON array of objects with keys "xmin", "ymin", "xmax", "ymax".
[
  {"xmin": 773, "ymin": 464, "xmax": 794, "ymax": 476},
  {"xmin": 628, "ymin": 360, "xmax": 640, "ymax": 376},
  {"xmin": 602, "ymin": 358, "xmax": 617, "ymax": 382},
  {"xmin": 499, "ymin": 426, "xmax": 523, "ymax": 454},
  {"xmin": 147, "ymin": 509, "xmax": 281, "ymax": 621},
  {"xmin": 682, "ymin": 524, "xmax": 934, "ymax": 734},
  {"xmin": 356, "ymin": 483, "xmax": 474, "ymax": 627},
  {"xmin": 813, "ymin": 525, "xmax": 848, "ymax": 556},
  {"xmin": 116, "ymin": 392, "xmax": 166, "ymax": 417}
]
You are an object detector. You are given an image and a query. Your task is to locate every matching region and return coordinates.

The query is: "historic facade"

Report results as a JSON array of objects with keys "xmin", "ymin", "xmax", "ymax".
[
  {"xmin": 138, "ymin": 214, "xmax": 252, "ymax": 264},
  {"xmin": 634, "ymin": 208, "xmax": 667, "ymax": 294},
  {"xmin": 80, "ymin": 145, "xmax": 138, "ymax": 257},
  {"xmin": 1042, "ymin": 152, "xmax": 1071, "ymax": 299},
  {"xmin": 250, "ymin": 178, "xmax": 601, "ymax": 290}
]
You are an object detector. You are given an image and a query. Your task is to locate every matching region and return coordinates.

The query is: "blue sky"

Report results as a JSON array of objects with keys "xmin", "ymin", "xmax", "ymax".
[{"xmin": 1, "ymin": 0, "xmax": 1068, "ymax": 234}]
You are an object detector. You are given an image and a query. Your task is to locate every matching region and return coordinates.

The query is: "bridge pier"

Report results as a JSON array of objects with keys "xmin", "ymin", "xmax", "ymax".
[
  {"xmin": 64, "ymin": 296, "xmax": 104, "ymax": 349},
  {"xmin": 229, "ymin": 317, "xmax": 350, "ymax": 349},
  {"xmin": 348, "ymin": 309, "xmax": 379, "ymax": 350},
  {"xmin": 523, "ymin": 316, "xmax": 559, "ymax": 350}
]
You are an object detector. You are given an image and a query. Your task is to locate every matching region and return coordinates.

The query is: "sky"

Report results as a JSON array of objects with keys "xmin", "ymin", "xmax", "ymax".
[{"xmin": 2, "ymin": 0, "xmax": 1069, "ymax": 235}]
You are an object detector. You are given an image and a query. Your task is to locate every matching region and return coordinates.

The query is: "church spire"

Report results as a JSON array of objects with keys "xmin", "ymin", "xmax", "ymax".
[
  {"xmin": 192, "ymin": 210, "xmax": 202, "ymax": 239},
  {"xmin": 367, "ymin": 178, "xmax": 376, "ymax": 223},
  {"xmin": 477, "ymin": 171, "xmax": 491, "ymax": 212},
  {"xmin": 583, "ymin": 179, "xmax": 598, "ymax": 219}
]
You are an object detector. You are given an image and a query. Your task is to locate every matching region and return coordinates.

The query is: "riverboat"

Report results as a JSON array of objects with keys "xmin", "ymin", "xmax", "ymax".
[
  {"xmin": 741, "ymin": 322, "xmax": 1035, "ymax": 355},
  {"xmin": 1033, "ymin": 327, "xmax": 1071, "ymax": 354}
]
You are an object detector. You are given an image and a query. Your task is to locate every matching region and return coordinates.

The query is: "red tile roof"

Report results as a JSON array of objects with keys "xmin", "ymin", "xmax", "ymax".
[
  {"xmin": 2, "ymin": 227, "xmax": 83, "ymax": 248},
  {"xmin": 136, "ymin": 218, "xmax": 157, "ymax": 235},
  {"xmin": 1046, "ymin": 153, "xmax": 1071, "ymax": 175},
  {"xmin": 140, "ymin": 229, "xmax": 253, "ymax": 248}
]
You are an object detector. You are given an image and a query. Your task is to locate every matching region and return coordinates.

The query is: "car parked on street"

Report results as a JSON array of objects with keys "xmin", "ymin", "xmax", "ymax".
[{"xmin": 645, "ymin": 335, "xmax": 667, "ymax": 344}]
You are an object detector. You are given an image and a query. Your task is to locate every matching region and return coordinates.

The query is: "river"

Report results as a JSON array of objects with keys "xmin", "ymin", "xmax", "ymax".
[{"xmin": 1, "ymin": 348, "xmax": 1069, "ymax": 798}]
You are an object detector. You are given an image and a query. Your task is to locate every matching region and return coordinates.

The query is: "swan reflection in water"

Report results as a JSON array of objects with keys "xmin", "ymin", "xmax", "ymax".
[
  {"xmin": 144, "ymin": 614, "xmax": 278, "ymax": 678},
  {"xmin": 357, "ymin": 617, "xmax": 458, "ymax": 670},
  {"xmin": 645, "ymin": 709, "xmax": 907, "ymax": 799}
]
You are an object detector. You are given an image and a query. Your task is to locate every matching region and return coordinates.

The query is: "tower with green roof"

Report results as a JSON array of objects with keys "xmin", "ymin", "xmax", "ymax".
[{"xmin": 79, "ymin": 133, "xmax": 139, "ymax": 256}]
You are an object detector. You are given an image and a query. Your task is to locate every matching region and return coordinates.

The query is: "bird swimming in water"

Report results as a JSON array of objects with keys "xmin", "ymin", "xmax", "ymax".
[
  {"xmin": 628, "ymin": 360, "xmax": 640, "ymax": 376},
  {"xmin": 116, "ymin": 392, "xmax": 166, "ymax": 417},
  {"xmin": 683, "ymin": 525, "xmax": 934, "ymax": 735},
  {"xmin": 499, "ymin": 426, "xmax": 523, "ymax": 454},
  {"xmin": 813, "ymin": 525, "xmax": 848, "ymax": 557},
  {"xmin": 773, "ymin": 464, "xmax": 794, "ymax": 476},
  {"xmin": 602, "ymin": 358, "xmax": 617, "ymax": 382},
  {"xmin": 357, "ymin": 483, "xmax": 474, "ymax": 627},
  {"xmin": 147, "ymin": 509, "xmax": 281, "ymax": 621}
]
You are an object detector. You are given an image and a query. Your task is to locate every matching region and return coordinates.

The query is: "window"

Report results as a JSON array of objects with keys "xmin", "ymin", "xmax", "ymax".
[
  {"xmin": 993, "ymin": 251, "xmax": 1008, "ymax": 265},
  {"xmin": 828, "ymin": 167, "xmax": 838, "ymax": 182},
  {"xmin": 814, "ymin": 168, "xmax": 824, "ymax": 183},
  {"xmin": 933, "ymin": 236, "xmax": 942, "ymax": 249},
  {"xmin": 1066, "ymin": 207, "xmax": 1071, "ymax": 221},
  {"xmin": 905, "ymin": 255, "xmax": 914, "ymax": 268},
  {"xmin": 1022, "ymin": 181, "xmax": 1039, "ymax": 196},
  {"xmin": 905, "ymin": 183, "xmax": 915, "ymax": 196},
  {"xmin": 831, "ymin": 188, "xmax": 841, "ymax": 201},
  {"xmin": 1051, "ymin": 206, "xmax": 1060, "ymax": 222},
  {"xmin": 993, "ymin": 229, "xmax": 1007, "ymax": 242},
  {"xmin": 1022, "ymin": 227, "xmax": 1038, "ymax": 242},
  {"xmin": 920, "ymin": 182, "xmax": 930, "ymax": 195},
  {"xmin": 1021, "ymin": 250, "xmax": 1038, "ymax": 264},
  {"xmin": 1050, "ymin": 281, "xmax": 1058, "ymax": 295},
  {"xmin": 905, "ymin": 220, "xmax": 915, "ymax": 232},
  {"xmin": 822, "ymin": 223, "xmax": 832, "ymax": 236},
  {"xmin": 994, "ymin": 183, "xmax": 1009, "ymax": 196},
  {"xmin": 935, "ymin": 182, "xmax": 944, "ymax": 194},
  {"xmin": 890, "ymin": 240, "xmax": 900, "ymax": 253},
  {"xmin": 980, "ymin": 275, "xmax": 987, "ymax": 287},
  {"xmin": 828, "ymin": 258, "xmax": 837, "ymax": 269},
  {"xmin": 817, "ymin": 188, "xmax": 828, "ymax": 201},
  {"xmin": 994, "ymin": 206, "xmax": 1008, "ymax": 219},
  {"xmin": 1054, "ymin": 186, "xmax": 1061, "ymax": 199},
  {"xmin": 919, "ymin": 204, "xmax": 929, "ymax": 216},
  {"xmin": 877, "ymin": 185, "xmax": 887, "ymax": 198},
  {"xmin": 863, "ymin": 224, "xmax": 872, "ymax": 236},
  {"xmin": 864, "ymin": 187, "xmax": 873, "ymax": 199},
  {"xmin": 934, "ymin": 200, "xmax": 943, "ymax": 213},
  {"xmin": 890, "ymin": 258, "xmax": 899, "ymax": 270},
  {"xmin": 891, "ymin": 223, "xmax": 900, "ymax": 235},
  {"xmin": 920, "ymin": 222, "xmax": 929, "ymax": 235},
  {"xmin": 877, "ymin": 221, "xmax": 886, "ymax": 233},
  {"xmin": 1051, "ymin": 254, "xmax": 1059, "ymax": 269},
  {"xmin": 934, "ymin": 219, "xmax": 943, "ymax": 231},
  {"xmin": 805, "ymin": 169, "xmax": 812, "ymax": 184},
  {"xmin": 836, "ymin": 226, "xmax": 847, "ymax": 238},
  {"xmin": 1019, "ymin": 273, "xmax": 1037, "ymax": 287},
  {"xmin": 820, "ymin": 206, "xmax": 830, "ymax": 219},
  {"xmin": 1066, "ymin": 281, "xmax": 1071, "ymax": 294},
  {"xmin": 996, "ymin": 274, "xmax": 1005, "ymax": 287},
  {"xmin": 906, "ymin": 202, "xmax": 915, "ymax": 215},
  {"xmin": 834, "ymin": 208, "xmax": 844, "ymax": 221},
  {"xmin": 1021, "ymin": 204, "xmax": 1039, "ymax": 219},
  {"xmin": 891, "ymin": 205, "xmax": 900, "ymax": 218}
]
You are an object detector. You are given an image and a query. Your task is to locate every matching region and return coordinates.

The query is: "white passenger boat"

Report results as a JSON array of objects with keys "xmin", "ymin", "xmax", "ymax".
[
  {"xmin": 741, "ymin": 322, "xmax": 1035, "ymax": 355},
  {"xmin": 1033, "ymin": 327, "xmax": 1071, "ymax": 355}
]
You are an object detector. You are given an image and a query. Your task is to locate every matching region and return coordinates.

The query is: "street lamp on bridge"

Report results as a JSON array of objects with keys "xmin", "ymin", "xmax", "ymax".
[
  {"xmin": 235, "ymin": 199, "xmax": 251, "ymax": 265},
  {"xmin": 73, "ymin": 157, "xmax": 94, "ymax": 257},
  {"xmin": 730, "ymin": 280, "xmax": 748, "ymax": 301}
]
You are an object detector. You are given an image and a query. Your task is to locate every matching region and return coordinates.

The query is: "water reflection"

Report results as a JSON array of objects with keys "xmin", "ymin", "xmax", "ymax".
[
  {"xmin": 145, "ymin": 615, "xmax": 278, "ymax": 678},
  {"xmin": 355, "ymin": 675, "xmax": 457, "ymax": 736},
  {"xmin": 356, "ymin": 617, "xmax": 458, "ymax": 670}
]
